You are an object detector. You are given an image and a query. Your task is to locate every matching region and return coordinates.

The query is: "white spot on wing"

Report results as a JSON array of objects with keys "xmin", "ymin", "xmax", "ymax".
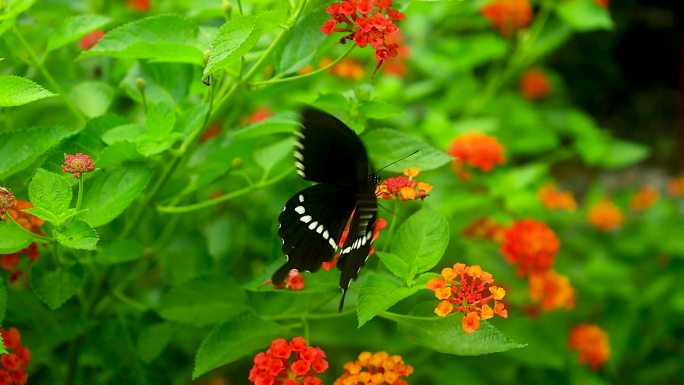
[
  {"xmin": 294, "ymin": 151, "xmax": 303, "ymax": 161},
  {"xmin": 299, "ymin": 195, "xmax": 304, "ymax": 202},
  {"xmin": 295, "ymin": 141, "xmax": 304, "ymax": 149},
  {"xmin": 329, "ymin": 239, "xmax": 336, "ymax": 249},
  {"xmin": 308, "ymin": 221, "xmax": 318, "ymax": 230},
  {"xmin": 295, "ymin": 131, "xmax": 305, "ymax": 139},
  {"xmin": 297, "ymin": 170, "xmax": 305, "ymax": 177},
  {"xmin": 316, "ymin": 225, "xmax": 323, "ymax": 233},
  {"xmin": 295, "ymin": 161, "xmax": 305, "ymax": 170},
  {"xmin": 323, "ymin": 230, "xmax": 329, "ymax": 239},
  {"xmin": 300, "ymin": 215, "xmax": 312, "ymax": 223},
  {"xmin": 295, "ymin": 206, "xmax": 305, "ymax": 214}
]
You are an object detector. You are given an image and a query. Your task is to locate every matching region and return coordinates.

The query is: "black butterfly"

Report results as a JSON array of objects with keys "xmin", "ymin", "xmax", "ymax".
[{"xmin": 272, "ymin": 107, "xmax": 379, "ymax": 310}]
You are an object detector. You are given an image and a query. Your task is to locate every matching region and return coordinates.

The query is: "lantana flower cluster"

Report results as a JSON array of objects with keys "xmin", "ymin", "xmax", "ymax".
[
  {"xmin": 1, "ymin": 200, "xmax": 44, "ymax": 281},
  {"xmin": 528, "ymin": 270, "xmax": 575, "ymax": 311},
  {"xmin": 62, "ymin": 153, "xmax": 95, "ymax": 178},
  {"xmin": 249, "ymin": 337, "xmax": 328, "ymax": 385},
  {"xmin": 427, "ymin": 264, "xmax": 508, "ymax": 334},
  {"xmin": 519, "ymin": 69, "xmax": 551, "ymax": 101},
  {"xmin": 668, "ymin": 175, "xmax": 684, "ymax": 197},
  {"xmin": 447, "ymin": 132, "xmax": 505, "ymax": 180},
  {"xmin": 568, "ymin": 324, "xmax": 611, "ymax": 370},
  {"xmin": 376, "ymin": 168, "xmax": 432, "ymax": 201},
  {"xmin": 481, "ymin": 0, "xmax": 533, "ymax": 37},
  {"xmin": 320, "ymin": 0, "xmax": 405, "ymax": 74},
  {"xmin": 630, "ymin": 185, "xmax": 658, "ymax": 211},
  {"xmin": 283, "ymin": 269, "xmax": 305, "ymax": 291},
  {"xmin": 500, "ymin": 219, "xmax": 560, "ymax": 276},
  {"xmin": 334, "ymin": 351, "xmax": 413, "ymax": 385},
  {"xmin": 0, "ymin": 327, "xmax": 31, "ymax": 385},
  {"xmin": 588, "ymin": 198, "xmax": 623, "ymax": 231},
  {"xmin": 462, "ymin": 217, "xmax": 506, "ymax": 242},
  {"xmin": 538, "ymin": 184, "xmax": 577, "ymax": 211}
]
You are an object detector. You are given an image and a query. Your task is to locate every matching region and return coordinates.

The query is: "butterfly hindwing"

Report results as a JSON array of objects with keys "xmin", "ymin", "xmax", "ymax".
[{"xmin": 273, "ymin": 183, "xmax": 357, "ymax": 285}]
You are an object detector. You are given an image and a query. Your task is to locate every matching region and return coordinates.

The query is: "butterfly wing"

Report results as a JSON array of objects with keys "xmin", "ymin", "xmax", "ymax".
[
  {"xmin": 294, "ymin": 108, "xmax": 370, "ymax": 186},
  {"xmin": 273, "ymin": 184, "xmax": 357, "ymax": 285}
]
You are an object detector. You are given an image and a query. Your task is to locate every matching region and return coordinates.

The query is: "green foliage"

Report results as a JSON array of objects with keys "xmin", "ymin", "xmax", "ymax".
[{"xmin": 0, "ymin": 76, "xmax": 55, "ymax": 107}]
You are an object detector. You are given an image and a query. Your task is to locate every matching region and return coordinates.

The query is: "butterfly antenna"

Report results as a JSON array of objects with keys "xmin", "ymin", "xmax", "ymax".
[{"xmin": 376, "ymin": 150, "xmax": 419, "ymax": 173}]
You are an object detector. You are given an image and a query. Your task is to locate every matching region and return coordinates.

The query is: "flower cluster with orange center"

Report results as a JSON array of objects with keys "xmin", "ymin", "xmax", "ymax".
[
  {"xmin": 500, "ymin": 219, "xmax": 560, "ymax": 276},
  {"xmin": 630, "ymin": 185, "xmax": 658, "ymax": 211},
  {"xmin": 334, "ymin": 351, "xmax": 413, "ymax": 385},
  {"xmin": 0, "ymin": 327, "xmax": 31, "ymax": 385},
  {"xmin": 519, "ymin": 69, "xmax": 551, "ymax": 101},
  {"xmin": 249, "ymin": 337, "xmax": 328, "ymax": 385},
  {"xmin": 62, "ymin": 153, "xmax": 95, "ymax": 178},
  {"xmin": 447, "ymin": 132, "xmax": 505, "ymax": 180},
  {"xmin": 481, "ymin": 0, "xmax": 533, "ymax": 37},
  {"xmin": 1, "ymin": 200, "xmax": 44, "ymax": 282},
  {"xmin": 376, "ymin": 168, "xmax": 432, "ymax": 201},
  {"xmin": 427, "ymin": 264, "xmax": 508, "ymax": 334},
  {"xmin": 538, "ymin": 184, "xmax": 577, "ymax": 211},
  {"xmin": 568, "ymin": 324, "xmax": 610, "ymax": 370},
  {"xmin": 462, "ymin": 217, "xmax": 506, "ymax": 243},
  {"xmin": 528, "ymin": 270, "xmax": 575, "ymax": 311},
  {"xmin": 322, "ymin": 217, "xmax": 387, "ymax": 271},
  {"xmin": 283, "ymin": 269, "xmax": 305, "ymax": 291},
  {"xmin": 320, "ymin": 0, "xmax": 405, "ymax": 75},
  {"xmin": 588, "ymin": 198, "xmax": 623, "ymax": 231},
  {"xmin": 667, "ymin": 175, "xmax": 684, "ymax": 197}
]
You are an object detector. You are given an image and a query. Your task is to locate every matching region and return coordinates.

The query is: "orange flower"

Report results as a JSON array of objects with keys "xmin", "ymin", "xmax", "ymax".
[
  {"xmin": 200, "ymin": 122, "xmax": 222, "ymax": 143},
  {"xmin": 520, "ymin": 69, "xmax": 551, "ymax": 100},
  {"xmin": 426, "ymin": 263, "xmax": 508, "ymax": 334},
  {"xmin": 667, "ymin": 176, "xmax": 684, "ymax": 197},
  {"xmin": 284, "ymin": 270, "xmax": 305, "ymax": 291},
  {"xmin": 376, "ymin": 168, "xmax": 432, "ymax": 201},
  {"xmin": 568, "ymin": 324, "xmax": 610, "ymax": 370},
  {"xmin": 538, "ymin": 184, "xmax": 577, "ymax": 211},
  {"xmin": 79, "ymin": 30, "xmax": 104, "ymax": 50},
  {"xmin": 481, "ymin": 0, "xmax": 533, "ymax": 37},
  {"xmin": 588, "ymin": 198, "xmax": 623, "ymax": 231},
  {"xmin": 594, "ymin": 0, "xmax": 609, "ymax": 8},
  {"xmin": 447, "ymin": 132, "xmax": 505, "ymax": 179},
  {"xmin": 500, "ymin": 219, "xmax": 559, "ymax": 276},
  {"xmin": 127, "ymin": 0, "xmax": 150, "ymax": 11},
  {"xmin": 463, "ymin": 217, "xmax": 506, "ymax": 242},
  {"xmin": 298, "ymin": 64, "xmax": 314, "ymax": 75},
  {"xmin": 384, "ymin": 31, "xmax": 410, "ymax": 77},
  {"xmin": 241, "ymin": 106, "xmax": 272, "ymax": 124},
  {"xmin": 326, "ymin": 58, "xmax": 365, "ymax": 80},
  {"xmin": 630, "ymin": 185, "xmax": 658, "ymax": 211},
  {"xmin": 334, "ymin": 351, "xmax": 413, "ymax": 385},
  {"xmin": 529, "ymin": 270, "xmax": 575, "ymax": 311}
]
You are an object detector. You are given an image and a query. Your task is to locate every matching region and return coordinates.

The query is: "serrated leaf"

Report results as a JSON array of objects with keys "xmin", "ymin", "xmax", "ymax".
[
  {"xmin": 376, "ymin": 251, "xmax": 410, "ymax": 281},
  {"xmin": 556, "ymin": 0, "xmax": 613, "ymax": 31},
  {"xmin": 69, "ymin": 81, "xmax": 114, "ymax": 118},
  {"xmin": 53, "ymin": 221, "xmax": 99, "ymax": 250},
  {"xmin": 396, "ymin": 315, "xmax": 525, "ymax": 355},
  {"xmin": 364, "ymin": 128, "xmax": 452, "ymax": 172},
  {"xmin": 46, "ymin": 14, "xmax": 111, "ymax": 51},
  {"xmin": 0, "ymin": 126, "xmax": 73, "ymax": 179},
  {"xmin": 79, "ymin": 15, "xmax": 204, "ymax": 64},
  {"xmin": 96, "ymin": 239, "xmax": 145, "ymax": 264},
  {"xmin": 193, "ymin": 315, "xmax": 291, "ymax": 379},
  {"xmin": 23, "ymin": 206, "xmax": 76, "ymax": 226},
  {"xmin": 357, "ymin": 272, "xmax": 436, "ymax": 327},
  {"xmin": 0, "ymin": 0, "xmax": 36, "ymax": 21},
  {"xmin": 202, "ymin": 15, "xmax": 260, "ymax": 79},
  {"xmin": 157, "ymin": 276, "xmax": 249, "ymax": 326},
  {"xmin": 0, "ymin": 221, "xmax": 33, "ymax": 253},
  {"xmin": 0, "ymin": 76, "xmax": 55, "ymax": 107},
  {"xmin": 31, "ymin": 264, "xmax": 85, "ymax": 310},
  {"xmin": 79, "ymin": 167, "xmax": 154, "ymax": 227},
  {"xmin": 392, "ymin": 206, "xmax": 449, "ymax": 279},
  {"xmin": 27, "ymin": 169, "xmax": 73, "ymax": 226}
]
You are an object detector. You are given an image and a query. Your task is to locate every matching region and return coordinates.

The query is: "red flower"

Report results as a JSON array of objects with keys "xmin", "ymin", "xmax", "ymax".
[
  {"xmin": 283, "ymin": 270, "xmax": 305, "ymax": 291},
  {"xmin": 241, "ymin": 106, "xmax": 272, "ymax": 124},
  {"xmin": 200, "ymin": 122, "xmax": 222, "ymax": 143},
  {"xmin": 462, "ymin": 217, "xmax": 506, "ymax": 242},
  {"xmin": 334, "ymin": 351, "xmax": 413, "ymax": 385},
  {"xmin": 321, "ymin": 0, "xmax": 405, "ymax": 76},
  {"xmin": 127, "ymin": 0, "xmax": 151, "ymax": 11},
  {"xmin": 79, "ymin": 30, "xmax": 105, "ymax": 50},
  {"xmin": 568, "ymin": 324, "xmax": 610, "ymax": 370},
  {"xmin": 594, "ymin": 0, "xmax": 609, "ymax": 8},
  {"xmin": 0, "ymin": 327, "xmax": 30, "ymax": 385},
  {"xmin": 500, "ymin": 219, "xmax": 559, "ymax": 276},
  {"xmin": 0, "ymin": 188, "xmax": 15, "ymax": 214},
  {"xmin": 538, "ymin": 184, "xmax": 577, "ymax": 211},
  {"xmin": 376, "ymin": 167, "xmax": 432, "ymax": 201},
  {"xmin": 529, "ymin": 270, "xmax": 575, "ymax": 311},
  {"xmin": 520, "ymin": 69, "xmax": 551, "ymax": 100},
  {"xmin": 588, "ymin": 198, "xmax": 623, "ymax": 231},
  {"xmin": 1, "ymin": 202, "xmax": 43, "ymax": 281},
  {"xmin": 481, "ymin": 0, "xmax": 533, "ymax": 37},
  {"xmin": 447, "ymin": 132, "xmax": 505, "ymax": 179},
  {"xmin": 62, "ymin": 153, "xmax": 95, "ymax": 178},
  {"xmin": 249, "ymin": 337, "xmax": 327, "ymax": 385},
  {"xmin": 630, "ymin": 185, "xmax": 658, "ymax": 211}
]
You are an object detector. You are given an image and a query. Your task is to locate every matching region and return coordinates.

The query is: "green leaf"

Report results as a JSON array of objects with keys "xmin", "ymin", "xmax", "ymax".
[
  {"xmin": 31, "ymin": 264, "xmax": 85, "ymax": 310},
  {"xmin": 79, "ymin": 15, "xmax": 204, "ymax": 64},
  {"xmin": 0, "ymin": 0, "xmax": 36, "ymax": 21},
  {"xmin": 157, "ymin": 276, "xmax": 249, "ymax": 326},
  {"xmin": 392, "ymin": 206, "xmax": 449, "ymax": 280},
  {"xmin": 193, "ymin": 315, "xmax": 291, "ymax": 379},
  {"xmin": 79, "ymin": 167, "xmax": 155, "ymax": 227},
  {"xmin": 276, "ymin": 5, "xmax": 329, "ymax": 74},
  {"xmin": 395, "ymin": 315, "xmax": 525, "ymax": 355},
  {"xmin": 0, "ymin": 221, "xmax": 33, "ymax": 253},
  {"xmin": 68, "ymin": 81, "xmax": 114, "ymax": 118},
  {"xmin": 254, "ymin": 138, "xmax": 294, "ymax": 171},
  {"xmin": 0, "ymin": 279, "xmax": 7, "ymax": 326},
  {"xmin": 137, "ymin": 322, "xmax": 176, "ymax": 363},
  {"xmin": 26, "ymin": 169, "xmax": 73, "ymax": 226},
  {"xmin": 135, "ymin": 102, "xmax": 180, "ymax": 157},
  {"xmin": 556, "ymin": 0, "xmax": 613, "ymax": 31},
  {"xmin": 357, "ymin": 272, "xmax": 436, "ymax": 327},
  {"xmin": 46, "ymin": 14, "xmax": 111, "ymax": 52},
  {"xmin": 202, "ymin": 15, "xmax": 260, "ymax": 79},
  {"xmin": 0, "ymin": 126, "xmax": 73, "ymax": 179},
  {"xmin": 600, "ymin": 139, "xmax": 650, "ymax": 169},
  {"xmin": 0, "ymin": 76, "xmax": 56, "ymax": 107},
  {"xmin": 96, "ymin": 141, "xmax": 143, "ymax": 168},
  {"xmin": 376, "ymin": 251, "xmax": 410, "ymax": 281},
  {"xmin": 53, "ymin": 221, "xmax": 99, "ymax": 250},
  {"xmin": 101, "ymin": 123, "xmax": 147, "ymax": 145},
  {"xmin": 96, "ymin": 239, "xmax": 145, "ymax": 264},
  {"xmin": 364, "ymin": 128, "xmax": 452, "ymax": 172},
  {"xmin": 0, "ymin": 335, "xmax": 6, "ymax": 355}
]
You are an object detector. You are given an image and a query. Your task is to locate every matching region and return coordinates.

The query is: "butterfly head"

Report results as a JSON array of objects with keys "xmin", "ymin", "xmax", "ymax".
[{"xmin": 367, "ymin": 173, "xmax": 380, "ymax": 186}]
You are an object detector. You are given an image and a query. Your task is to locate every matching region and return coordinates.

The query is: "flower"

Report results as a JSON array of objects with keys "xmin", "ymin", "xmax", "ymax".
[
  {"xmin": 462, "ymin": 217, "xmax": 506, "ymax": 242},
  {"xmin": 538, "ymin": 184, "xmax": 577, "ymax": 211},
  {"xmin": 321, "ymin": 0, "xmax": 405, "ymax": 76},
  {"xmin": 667, "ymin": 176, "xmax": 684, "ymax": 197},
  {"xmin": 200, "ymin": 122, "xmax": 222, "ymax": 143},
  {"xmin": 383, "ymin": 31, "xmax": 410, "ymax": 77},
  {"xmin": 127, "ymin": 0, "xmax": 150, "ymax": 11},
  {"xmin": 568, "ymin": 324, "xmax": 610, "ymax": 370},
  {"xmin": 0, "ymin": 188, "xmax": 15, "ymax": 214},
  {"xmin": 447, "ymin": 132, "xmax": 505, "ymax": 179},
  {"xmin": 249, "ymin": 337, "xmax": 327, "ymax": 385},
  {"xmin": 588, "ymin": 198, "xmax": 623, "ymax": 231},
  {"xmin": 376, "ymin": 168, "xmax": 432, "ymax": 201},
  {"xmin": 0, "ymin": 327, "xmax": 30, "ymax": 385},
  {"xmin": 321, "ymin": 57, "xmax": 366, "ymax": 80},
  {"xmin": 322, "ymin": 217, "xmax": 387, "ymax": 270},
  {"xmin": 594, "ymin": 0, "xmax": 609, "ymax": 8},
  {"xmin": 426, "ymin": 263, "xmax": 508, "ymax": 334},
  {"xmin": 481, "ymin": 0, "xmax": 533, "ymax": 37},
  {"xmin": 4, "ymin": 201, "xmax": 44, "ymax": 235},
  {"xmin": 1, "ymin": 201, "xmax": 44, "ymax": 282},
  {"xmin": 334, "ymin": 351, "xmax": 413, "ymax": 385},
  {"xmin": 62, "ymin": 153, "xmax": 95, "ymax": 178},
  {"xmin": 283, "ymin": 270, "xmax": 305, "ymax": 291},
  {"xmin": 241, "ymin": 106, "xmax": 272, "ymax": 124},
  {"xmin": 79, "ymin": 30, "xmax": 105, "ymax": 50},
  {"xmin": 528, "ymin": 270, "xmax": 575, "ymax": 311},
  {"xmin": 500, "ymin": 219, "xmax": 559, "ymax": 276},
  {"xmin": 520, "ymin": 69, "xmax": 551, "ymax": 100},
  {"xmin": 630, "ymin": 185, "xmax": 658, "ymax": 211}
]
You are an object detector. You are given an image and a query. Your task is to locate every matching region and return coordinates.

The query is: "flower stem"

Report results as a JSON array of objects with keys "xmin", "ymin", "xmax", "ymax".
[{"xmin": 75, "ymin": 177, "xmax": 84, "ymax": 212}]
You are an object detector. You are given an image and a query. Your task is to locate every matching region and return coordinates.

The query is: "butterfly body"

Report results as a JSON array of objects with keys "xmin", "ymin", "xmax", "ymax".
[{"xmin": 273, "ymin": 108, "xmax": 378, "ymax": 310}]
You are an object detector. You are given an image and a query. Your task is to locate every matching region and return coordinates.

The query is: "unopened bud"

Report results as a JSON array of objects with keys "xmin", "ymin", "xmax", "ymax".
[
  {"xmin": 231, "ymin": 157, "xmax": 243, "ymax": 170},
  {"xmin": 222, "ymin": 0, "xmax": 232, "ymax": 15},
  {"xmin": 135, "ymin": 77, "xmax": 146, "ymax": 92}
]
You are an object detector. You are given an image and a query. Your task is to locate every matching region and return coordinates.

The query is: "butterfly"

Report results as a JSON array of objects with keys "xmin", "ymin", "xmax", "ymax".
[{"xmin": 272, "ymin": 107, "xmax": 379, "ymax": 310}]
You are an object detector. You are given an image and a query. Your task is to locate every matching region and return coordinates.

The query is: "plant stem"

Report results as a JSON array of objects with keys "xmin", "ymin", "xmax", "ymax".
[
  {"xmin": 381, "ymin": 200, "xmax": 400, "ymax": 250},
  {"xmin": 75, "ymin": 178, "xmax": 84, "ymax": 212}
]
